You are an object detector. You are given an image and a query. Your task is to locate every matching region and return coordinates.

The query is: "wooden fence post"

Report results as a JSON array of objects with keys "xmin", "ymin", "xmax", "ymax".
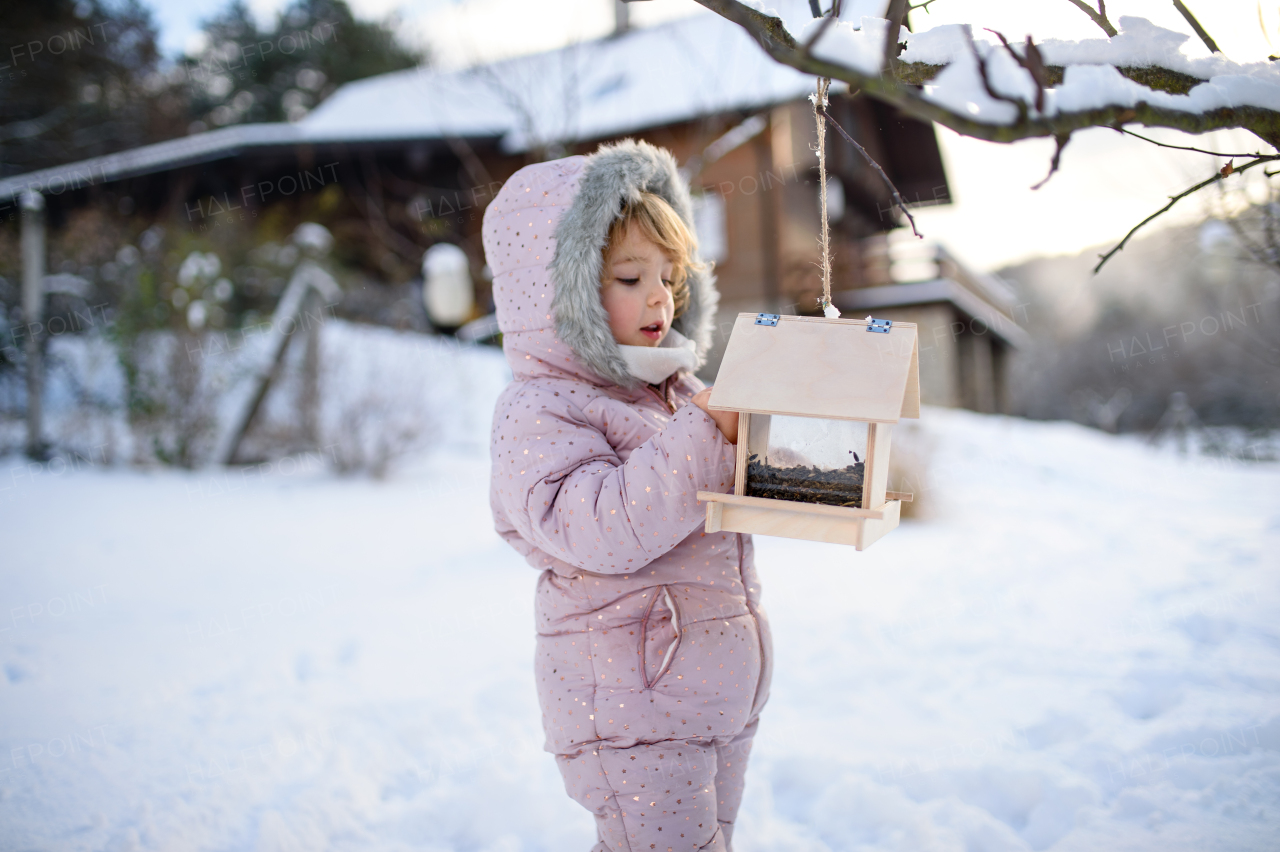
[
  {"xmin": 299, "ymin": 287, "xmax": 321, "ymax": 447},
  {"xmin": 214, "ymin": 261, "xmax": 340, "ymax": 465},
  {"xmin": 20, "ymin": 190, "xmax": 46, "ymax": 460}
]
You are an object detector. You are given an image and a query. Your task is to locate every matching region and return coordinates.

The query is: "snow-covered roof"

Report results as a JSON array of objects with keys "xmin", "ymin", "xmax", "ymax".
[
  {"xmin": 0, "ymin": 12, "xmax": 815, "ymax": 204},
  {"xmin": 0, "ymin": 123, "xmax": 298, "ymax": 204},
  {"xmin": 301, "ymin": 11, "xmax": 817, "ymax": 151}
]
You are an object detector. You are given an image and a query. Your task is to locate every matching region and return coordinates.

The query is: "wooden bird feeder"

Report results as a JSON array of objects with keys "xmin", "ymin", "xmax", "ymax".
[{"xmin": 697, "ymin": 312, "xmax": 920, "ymax": 550}]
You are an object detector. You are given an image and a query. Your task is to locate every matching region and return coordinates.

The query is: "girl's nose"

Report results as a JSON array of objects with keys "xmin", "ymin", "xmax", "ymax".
[{"xmin": 648, "ymin": 277, "xmax": 671, "ymax": 306}]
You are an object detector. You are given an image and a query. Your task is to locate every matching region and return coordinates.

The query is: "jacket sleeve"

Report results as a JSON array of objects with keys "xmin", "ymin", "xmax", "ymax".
[{"xmin": 492, "ymin": 386, "xmax": 736, "ymax": 574}]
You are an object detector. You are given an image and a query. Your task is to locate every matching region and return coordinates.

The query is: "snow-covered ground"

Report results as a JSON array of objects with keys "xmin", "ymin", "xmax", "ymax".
[{"xmin": 2, "ymin": 390, "xmax": 1277, "ymax": 849}]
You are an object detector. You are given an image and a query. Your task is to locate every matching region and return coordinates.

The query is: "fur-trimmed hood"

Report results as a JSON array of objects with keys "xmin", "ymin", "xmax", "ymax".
[{"xmin": 482, "ymin": 140, "xmax": 718, "ymax": 388}]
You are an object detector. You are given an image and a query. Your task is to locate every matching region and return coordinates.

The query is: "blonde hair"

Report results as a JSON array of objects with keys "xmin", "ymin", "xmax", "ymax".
[{"xmin": 603, "ymin": 192, "xmax": 702, "ymax": 318}]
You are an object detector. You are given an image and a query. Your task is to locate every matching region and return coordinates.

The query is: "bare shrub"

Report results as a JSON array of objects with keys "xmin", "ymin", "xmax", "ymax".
[
  {"xmin": 326, "ymin": 390, "xmax": 433, "ymax": 478},
  {"xmin": 120, "ymin": 331, "xmax": 220, "ymax": 467},
  {"xmin": 320, "ymin": 323, "xmax": 438, "ymax": 478}
]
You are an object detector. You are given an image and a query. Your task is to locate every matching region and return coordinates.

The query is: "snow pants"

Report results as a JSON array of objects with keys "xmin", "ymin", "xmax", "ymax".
[{"xmin": 556, "ymin": 719, "xmax": 759, "ymax": 851}]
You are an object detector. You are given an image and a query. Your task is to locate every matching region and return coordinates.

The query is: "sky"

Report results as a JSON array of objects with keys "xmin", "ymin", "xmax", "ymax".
[{"xmin": 142, "ymin": 0, "xmax": 1277, "ymax": 270}]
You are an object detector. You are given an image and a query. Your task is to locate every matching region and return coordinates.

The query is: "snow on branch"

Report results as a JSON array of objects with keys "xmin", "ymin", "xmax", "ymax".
[{"xmin": 694, "ymin": 0, "xmax": 1280, "ymax": 148}]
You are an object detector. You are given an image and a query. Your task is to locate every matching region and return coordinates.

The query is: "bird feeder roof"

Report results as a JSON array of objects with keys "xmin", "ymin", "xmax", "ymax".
[{"xmin": 708, "ymin": 313, "xmax": 920, "ymax": 422}]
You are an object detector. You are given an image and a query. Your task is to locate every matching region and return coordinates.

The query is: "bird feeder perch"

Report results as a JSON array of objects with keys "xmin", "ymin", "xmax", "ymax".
[{"xmin": 698, "ymin": 313, "xmax": 920, "ymax": 550}]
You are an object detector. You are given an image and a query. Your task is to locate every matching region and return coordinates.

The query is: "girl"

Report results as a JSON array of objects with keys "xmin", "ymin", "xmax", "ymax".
[{"xmin": 485, "ymin": 140, "xmax": 771, "ymax": 851}]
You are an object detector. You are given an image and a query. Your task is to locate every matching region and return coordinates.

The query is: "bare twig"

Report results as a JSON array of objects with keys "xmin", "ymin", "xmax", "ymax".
[
  {"xmin": 1172, "ymin": 0, "xmax": 1221, "ymax": 53},
  {"xmin": 1221, "ymin": 192, "xmax": 1270, "ymax": 264},
  {"xmin": 1116, "ymin": 127, "xmax": 1268, "ymax": 158},
  {"xmin": 903, "ymin": 0, "xmax": 940, "ymax": 32},
  {"xmin": 0, "ymin": 106, "xmax": 68, "ymax": 143},
  {"xmin": 1023, "ymin": 36, "xmax": 1050, "ymax": 106},
  {"xmin": 357, "ymin": 153, "xmax": 428, "ymax": 261},
  {"xmin": 444, "ymin": 136, "xmax": 493, "ymax": 189},
  {"xmin": 966, "ymin": 26, "xmax": 1027, "ymax": 122},
  {"xmin": 986, "ymin": 29, "xmax": 1050, "ymax": 113},
  {"xmin": 821, "ymin": 106, "xmax": 923, "ymax": 238},
  {"xmin": 803, "ymin": 12, "xmax": 839, "ymax": 55},
  {"xmin": 682, "ymin": 112, "xmax": 769, "ymax": 179},
  {"xmin": 883, "ymin": 0, "xmax": 909, "ymax": 73},
  {"xmin": 1094, "ymin": 155, "xmax": 1280, "ymax": 272},
  {"xmin": 1065, "ymin": 0, "xmax": 1118, "ymax": 37},
  {"xmin": 1031, "ymin": 132, "xmax": 1071, "ymax": 190},
  {"xmin": 1266, "ymin": 184, "xmax": 1278, "ymax": 253},
  {"xmin": 802, "ymin": 0, "xmax": 842, "ymax": 58}
]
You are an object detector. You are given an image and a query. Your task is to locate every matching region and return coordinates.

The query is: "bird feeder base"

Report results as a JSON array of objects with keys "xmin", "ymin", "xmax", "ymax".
[{"xmin": 698, "ymin": 491, "xmax": 903, "ymax": 551}]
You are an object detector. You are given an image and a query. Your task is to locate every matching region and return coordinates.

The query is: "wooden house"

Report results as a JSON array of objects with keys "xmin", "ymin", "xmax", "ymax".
[
  {"xmin": 0, "ymin": 6, "xmax": 1019, "ymax": 416},
  {"xmin": 835, "ymin": 240, "xmax": 1029, "ymax": 413}
]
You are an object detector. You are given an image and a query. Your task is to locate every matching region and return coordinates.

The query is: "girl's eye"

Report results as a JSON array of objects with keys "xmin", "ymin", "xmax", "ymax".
[
  {"xmin": 616, "ymin": 277, "xmax": 639, "ymax": 285},
  {"xmin": 662, "ymin": 279, "xmax": 673, "ymax": 287}
]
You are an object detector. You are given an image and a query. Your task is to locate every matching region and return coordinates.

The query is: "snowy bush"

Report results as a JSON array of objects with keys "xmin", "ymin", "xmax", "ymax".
[
  {"xmin": 118, "ymin": 330, "xmax": 223, "ymax": 467},
  {"xmin": 317, "ymin": 320, "xmax": 506, "ymax": 477}
]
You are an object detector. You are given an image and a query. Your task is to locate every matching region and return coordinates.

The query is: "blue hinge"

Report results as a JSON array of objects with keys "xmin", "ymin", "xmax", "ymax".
[
  {"xmin": 866, "ymin": 318, "xmax": 893, "ymax": 334},
  {"xmin": 755, "ymin": 313, "xmax": 780, "ymax": 326}
]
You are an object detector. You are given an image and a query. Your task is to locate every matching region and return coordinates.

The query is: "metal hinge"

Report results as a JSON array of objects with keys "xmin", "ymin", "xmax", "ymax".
[
  {"xmin": 866, "ymin": 317, "xmax": 892, "ymax": 333},
  {"xmin": 755, "ymin": 313, "xmax": 780, "ymax": 326}
]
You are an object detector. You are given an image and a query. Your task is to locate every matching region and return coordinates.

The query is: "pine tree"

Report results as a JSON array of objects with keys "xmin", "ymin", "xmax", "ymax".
[
  {"xmin": 180, "ymin": 0, "xmax": 425, "ymax": 130},
  {"xmin": 0, "ymin": 0, "xmax": 170, "ymax": 177}
]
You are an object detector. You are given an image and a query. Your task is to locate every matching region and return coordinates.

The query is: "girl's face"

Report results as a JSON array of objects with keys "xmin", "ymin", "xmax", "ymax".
[{"xmin": 600, "ymin": 223, "xmax": 675, "ymax": 348}]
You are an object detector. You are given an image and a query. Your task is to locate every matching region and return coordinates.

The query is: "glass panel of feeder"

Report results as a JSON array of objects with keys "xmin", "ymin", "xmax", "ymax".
[{"xmin": 745, "ymin": 415, "xmax": 869, "ymax": 508}]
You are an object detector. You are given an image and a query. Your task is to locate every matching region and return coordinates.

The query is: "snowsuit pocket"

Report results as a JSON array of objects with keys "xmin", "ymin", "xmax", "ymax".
[{"xmin": 640, "ymin": 585, "xmax": 681, "ymax": 689}]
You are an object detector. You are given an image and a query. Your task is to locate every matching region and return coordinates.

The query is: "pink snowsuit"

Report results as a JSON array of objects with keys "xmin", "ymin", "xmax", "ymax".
[{"xmin": 485, "ymin": 142, "xmax": 772, "ymax": 851}]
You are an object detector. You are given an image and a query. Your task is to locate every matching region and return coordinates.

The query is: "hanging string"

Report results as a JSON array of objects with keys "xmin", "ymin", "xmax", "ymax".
[{"xmin": 810, "ymin": 77, "xmax": 840, "ymax": 319}]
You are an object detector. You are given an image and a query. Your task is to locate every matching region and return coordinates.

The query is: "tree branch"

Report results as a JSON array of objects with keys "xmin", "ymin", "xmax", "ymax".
[
  {"xmin": 883, "ymin": 0, "xmax": 909, "ymax": 74},
  {"xmin": 967, "ymin": 27, "xmax": 1027, "ymax": 122},
  {"xmin": 689, "ymin": 0, "xmax": 1280, "ymax": 148},
  {"xmin": 986, "ymin": 29, "xmax": 1050, "ymax": 113},
  {"xmin": 1115, "ymin": 127, "xmax": 1265, "ymax": 158},
  {"xmin": 1065, "ymin": 0, "xmax": 1118, "ymax": 38},
  {"xmin": 802, "ymin": 9, "xmax": 839, "ymax": 55},
  {"xmin": 1094, "ymin": 155, "xmax": 1279, "ymax": 272},
  {"xmin": 692, "ymin": 0, "xmax": 1280, "ymax": 277},
  {"xmin": 1171, "ymin": 0, "xmax": 1220, "ymax": 54},
  {"xmin": 821, "ymin": 107, "xmax": 923, "ymax": 237},
  {"xmin": 1031, "ymin": 132, "xmax": 1071, "ymax": 190}
]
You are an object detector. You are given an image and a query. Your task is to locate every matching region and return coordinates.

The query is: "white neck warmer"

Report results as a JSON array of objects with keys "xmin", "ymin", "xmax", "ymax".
[{"xmin": 617, "ymin": 328, "xmax": 699, "ymax": 385}]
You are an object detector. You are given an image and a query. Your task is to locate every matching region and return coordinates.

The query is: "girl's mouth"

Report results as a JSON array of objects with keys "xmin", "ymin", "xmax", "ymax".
[{"xmin": 640, "ymin": 322, "xmax": 664, "ymax": 341}]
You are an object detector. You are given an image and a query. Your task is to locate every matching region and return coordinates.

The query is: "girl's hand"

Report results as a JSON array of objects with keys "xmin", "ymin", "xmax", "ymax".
[{"xmin": 691, "ymin": 387, "xmax": 738, "ymax": 444}]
